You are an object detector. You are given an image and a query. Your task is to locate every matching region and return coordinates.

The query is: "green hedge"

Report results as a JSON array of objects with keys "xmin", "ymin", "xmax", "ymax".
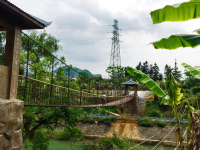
[{"xmin": 137, "ymin": 118, "xmax": 167, "ymax": 127}]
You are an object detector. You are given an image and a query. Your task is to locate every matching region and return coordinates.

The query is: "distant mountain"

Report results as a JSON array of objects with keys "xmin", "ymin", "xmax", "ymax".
[{"xmin": 54, "ymin": 66, "xmax": 93, "ymax": 78}]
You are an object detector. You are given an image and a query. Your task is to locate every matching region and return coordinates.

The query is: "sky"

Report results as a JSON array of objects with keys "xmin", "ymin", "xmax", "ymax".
[{"xmin": 11, "ymin": 0, "xmax": 200, "ymax": 78}]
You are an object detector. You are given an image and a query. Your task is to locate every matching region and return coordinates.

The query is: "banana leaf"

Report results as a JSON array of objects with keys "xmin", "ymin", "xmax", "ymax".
[
  {"xmin": 194, "ymin": 28, "xmax": 200, "ymax": 34},
  {"xmin": 151, "ymin": 34, "xmax": 200, "ymax": 50},
  {"xmin": 126, "ymin": 67, "xmax": 166, "ymax": 98},
  {"xmin": 151, "ymin": 0, "xmax": 200, "ymax": 24},
  {"xmin": 181, "ymin": 62, "xmax": 200, "ymax": 79}
]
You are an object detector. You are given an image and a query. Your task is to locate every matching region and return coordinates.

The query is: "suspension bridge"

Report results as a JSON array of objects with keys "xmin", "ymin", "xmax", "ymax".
[{"xmin": 15, "ymin": 32, "xmax": 137, "ymax": 108}]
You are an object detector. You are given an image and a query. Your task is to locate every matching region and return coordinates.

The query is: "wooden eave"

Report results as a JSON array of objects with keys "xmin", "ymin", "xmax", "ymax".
[{"xmin": 0, "ymin": 0, "xmax": 46, "ymax": 30}]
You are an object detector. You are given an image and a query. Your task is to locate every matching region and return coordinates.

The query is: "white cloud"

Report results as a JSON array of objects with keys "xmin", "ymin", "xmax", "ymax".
[{"xmin": 11, "ymin": 0, "xmax": 200, "ymax": 77}]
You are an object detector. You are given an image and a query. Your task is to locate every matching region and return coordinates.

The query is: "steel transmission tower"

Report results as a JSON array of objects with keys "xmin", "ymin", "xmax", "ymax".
[{"xmin": 109, "ymin": 19, "xmax": 121, "ymax": 67}]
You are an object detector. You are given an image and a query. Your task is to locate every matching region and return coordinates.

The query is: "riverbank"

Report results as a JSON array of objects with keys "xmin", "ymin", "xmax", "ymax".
[{"xmin": 77, "ymin": 120, "xmax": 187, "ymax": 147}]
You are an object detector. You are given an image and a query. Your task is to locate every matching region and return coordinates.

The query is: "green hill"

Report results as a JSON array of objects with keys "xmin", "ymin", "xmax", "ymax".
[{"xmin": 54, "ymin": 66, "xmax": 93, "ymax": 78}]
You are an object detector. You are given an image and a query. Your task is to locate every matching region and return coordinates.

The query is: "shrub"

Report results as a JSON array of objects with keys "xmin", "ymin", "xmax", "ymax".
[
  {"xmin": 77, "ymin": 116, "xmax": 116, "ymax": 125},
  {"xmin": 137, "ymin": 118, "xmax": 154, "ymax": 127},
  {"xmin": 155, "ymin": 121, "xmax": 166, "ymax": 127},
  {"xmin": 99, "ymin": 138, "xmax": 114, "ymax": 150},
  {"xmin": 148, "ymin": 108, "xmax": 162, "ymax": 118},
  {"xmin": 24, "ymin": 130, "xmax": 49, "ymax": 150}
]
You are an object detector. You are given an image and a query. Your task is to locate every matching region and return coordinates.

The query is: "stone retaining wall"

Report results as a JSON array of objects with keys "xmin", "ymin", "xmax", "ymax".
[{"xmin": 77, "ymin": 121, "xmax": 186, "ymax": 147}]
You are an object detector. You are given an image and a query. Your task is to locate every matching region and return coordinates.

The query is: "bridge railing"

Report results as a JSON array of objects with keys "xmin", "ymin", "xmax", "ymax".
[{"xmin": 17, "ymin": 32, "xmax": 127, "ymax": 107}]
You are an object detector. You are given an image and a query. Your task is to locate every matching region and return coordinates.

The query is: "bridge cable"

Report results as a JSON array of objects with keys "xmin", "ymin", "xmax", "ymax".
[
  {"xmin": 22, "ymin": 32, "xmax": 85, "ymax": 77},
  {"xmin": 152, "ymin": 124, "xmax": 178, "ymax": 150},
  {"xmin": 127, "ymin": 103, "xmax": 185, "ymax": 150},
  {"xmin": 151, "ymin": 107, "xmax": 187, "ymax": 150}
]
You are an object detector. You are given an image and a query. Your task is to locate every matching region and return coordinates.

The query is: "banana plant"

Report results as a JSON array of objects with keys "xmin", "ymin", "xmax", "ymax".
[{"xmin": 127, "ymin": 67, "xmax": 185, "ymax": 148}]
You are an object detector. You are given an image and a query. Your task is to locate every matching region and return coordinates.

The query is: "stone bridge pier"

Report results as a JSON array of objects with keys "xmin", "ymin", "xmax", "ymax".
[
  {"xmin": 122, "ymin": 96, "xmax": 138, "ymax": 116},
  {"xmin": 121, "ymin": 79, "xmax": 138, "ymax": 116}
]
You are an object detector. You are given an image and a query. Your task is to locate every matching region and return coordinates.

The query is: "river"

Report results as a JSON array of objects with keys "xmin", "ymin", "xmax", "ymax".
[{"xmin": 26, "ymin": 139, "xmax": 175, "ymax": 150}]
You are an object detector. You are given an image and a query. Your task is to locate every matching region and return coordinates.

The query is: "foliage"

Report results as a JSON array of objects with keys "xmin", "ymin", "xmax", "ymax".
[
  {"xmin": 24, "ymin": 130, "xmax": 49, "ymax": 150},
  {"xmin": 0, "ymin": 31, "xmax": 6, "ymax": 65},
  {"xmin": 42, "ymin": 129, "xmax": 69, "ymax": 140},
  {"xmin": 173, "ymin": 60, "xmax": 182, "ymax": 81},
  {"xmin": 180, "ymin": 69, "xmax": 200, "ymax": 89},
  {"xmin": 151, "ymin": 34, "xmax": 200, "ymax": 50},
  {"xmin": 148, "ymin": 107, "xmax": 162, "ymax": 118},
  {"xmin": 82, "ymin": 132, "xmax": 136, "ymax": 150},
  {"xmin": 137, "ymin": 118, "xmax": 167, "ymax": 127},
  {"xmin": 66, "ymin": 126, "xmax": 85, "ymax": 148},
  {"xmin": 150, "ymin": 0, "xmax": 200, "ymax": 24},
  {"xmin": 146, "ymin": 95, "xmax": 169, "ymax": 116},
  {"xmin": 164, "ymin": 64, "xmax": 173, "ymax": 80},
  {"xmin": 163, "ymin": 73, "xmax": 183, "ymax": 106},
  {"xmin": 135, "ymin": 61, "xmax": 163, "ymax": 82},
  {"xmin": 137, "ymin": 118, "xmax": 154, "ymax": 127},
  {"xmin": 106, "ymin": 66, "xmax": 125, "ymax": 79},
  {"xmin": 150, "ymin": 2, "xmax": 199, "ymax": 148},
  {"xmin": 126, "ymin": 67, "xmax": 166, "ymax": 98},
  {"xmin": 77, "ymin": 116, "xmax": 117, "ymax": 125},
  {"xmin": 156, "ymin": 121, "xmax": 167, "ymax": 127},
  {"xmin": 23, "ymin": 107, "xmax": 82, "ymax": 142},
  {"xmin": 98, "ymin": 138, "xmax": 114, "ymax": 150},
  {"xmin": 191, "ymin": 86, "xmax": 200, "ymax": 95},
  {"xmin": 164, "ymin": 61, "xmax": 182, "ymax": 81},
  {"xmin": 182, "ymin": 63, "xmax": 200, "ymax": 79}
]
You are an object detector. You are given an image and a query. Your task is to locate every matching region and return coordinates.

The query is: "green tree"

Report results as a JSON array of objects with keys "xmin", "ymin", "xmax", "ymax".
[
  {"xmin": 158, "ymin": 73, "xmax": 163, "ymax": 81},
  {"xmin": 21, "ymin": 30, "xmax": 62, "ymax": 78},
  {"xmin": 149, "ymin": 64, "xmax": 154, "ymax": 78},
  {"xmin": 164, "ymin": 64, "xmax": 173, "ymax": 80},
  {"xmin": 152, "ymin": 63, "xmax": 160, "ymax": 81},
  {"xmin": 23, "ymin": 107, "xmax": 82, "ymax": 142},
  {"xmin": 67, "ymin": 64, "xmax": 74, "ymax": 79},
  {"xmin": 173, "ymin": 60, "xmax": 182, "ymax": 81},
  {"xmin": 141, "ymin": 61, "xmax": 149, "ymax": 75},
  {"xmin": 136, "ymin": 62, "xmax": 142, "ymax": 71},
  {"xmin": 106, "ymin": 66, "xmax": 125, "ymax": 79}
]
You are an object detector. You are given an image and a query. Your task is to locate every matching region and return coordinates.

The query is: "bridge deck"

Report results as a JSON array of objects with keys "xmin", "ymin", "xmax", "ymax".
[{"xmin": 24, "ymin": 95, "xmax": 134, "ymax": 107}]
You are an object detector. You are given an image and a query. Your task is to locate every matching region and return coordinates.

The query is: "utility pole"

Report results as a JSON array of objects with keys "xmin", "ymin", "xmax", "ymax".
[
  {"xmin": 109, "ymin": 19, "xmax": 121, "ymax": 67},
  {"xmin": 109, "ymin": 19, "xmax": 121, "ymax": 79}
]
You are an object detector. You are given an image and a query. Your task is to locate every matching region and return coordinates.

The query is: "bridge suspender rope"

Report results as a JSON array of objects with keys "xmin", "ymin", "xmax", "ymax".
[
  {"xmin": 127, "ymin": 104, "xmax": 185, "ymax": 150},
  {"xmin": 151, "ymin": 108, "xmax": 187, "ymax": 150},
  {"xmin": 152, "ymin": 124, "xmax": 178, "ymax": 150}
]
